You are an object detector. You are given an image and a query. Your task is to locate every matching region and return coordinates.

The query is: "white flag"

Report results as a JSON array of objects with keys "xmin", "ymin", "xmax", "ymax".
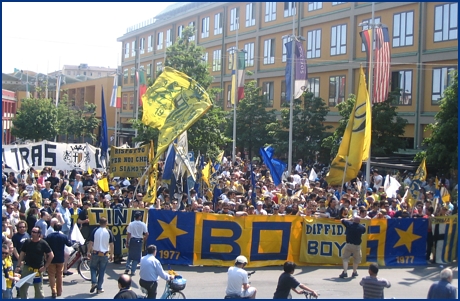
[
  {"xmin": 309, "ymin": 168, "xmax": 317, "ymax": 182},
  {"xmin": 14, "ymin": 273, "xmax": 35, "ymax": 288},
  {"xmin": 110, "ymin": 76, "xmax": 118, "ymax": 107},
  {"xmin": 70, "ymin": 224, "xmax": 86, "ymax": 245}
]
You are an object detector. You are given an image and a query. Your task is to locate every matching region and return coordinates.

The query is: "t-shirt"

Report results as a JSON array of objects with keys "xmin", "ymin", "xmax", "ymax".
[
  {"xmin": 273, "ymin": 272, "xmax": 300, "ymax": 299},
  {"xmin": 11, "ymin": 232, "xmax": 30, "ymax": 256},
  {"xmin": 2, "ymin": 255, "xmax": 14, "ymax": 288},
  {"xmin": 360, "ymin": 276, "xmax": 391, "ymax": 299},
  {"xmin": 342, "ymin": 220, "xmax": 366, "ymax": 245},
  {"xmin": 114, "ymin": 288, "xmax": 139, "ymax": 299},
  {"xmin": 21, "ymin": 239, "xmax": 52, "ymax": 269},
  {"xmin": 226, "ymin": 266, "xmax": 249, "ymax": 296},
  {"xmin": 45, "ymin": 231, "xmax": 72, "ymax": 264}
]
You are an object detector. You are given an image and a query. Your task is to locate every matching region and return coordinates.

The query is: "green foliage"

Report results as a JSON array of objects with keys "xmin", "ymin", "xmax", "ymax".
[
  {"xmin": 228, "ymin": 80, "xmax": 277, "ymax": 160},
  {"xmin": 270, "ymin": 92, "xmax": 331, "ymax": 162},
  {"xmin": 56, "ymin": 93, "xmax": 100, "ymax": 143},
  {"xmin": 322, "ymin": 91, "xmax": 408, "ymax": 158},
  {"xmin": 11, "ymin": 98, "xmax": 58, "ymax": 141},
  {"xmin": 134, "ymin": 25, "xmax": 229, "ymax": 157},
  {"xmin": 422, "ymin": 70, "xmax": 458, "ymax": 173}
]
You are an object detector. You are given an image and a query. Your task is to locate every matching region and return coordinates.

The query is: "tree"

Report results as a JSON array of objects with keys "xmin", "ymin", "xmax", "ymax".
[
  {"xmin": 322, "ymin": 91, "xmax": 408, "ymax": 158},
  {"xmin": 269, "ymin": 92, "xmax": 332, "ymax": 163},
  {"xmin": 227, "ymin": 80, "xmax": 277, "ymax": 160},
  {"xmin": 11, "ymin": 98, "xmax": 58, "ymax": 141},
  {"xmin": 132, "ymin": 26, "xmax": 229, "ymax": 158},
  {"xmin": 420, "ymin": 70, "xmax": 458, "ymax": 173}
]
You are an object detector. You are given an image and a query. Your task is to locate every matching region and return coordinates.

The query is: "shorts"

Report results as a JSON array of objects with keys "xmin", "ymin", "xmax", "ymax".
[
  {"xmin": 341, "ymin": 243, "xmax": 362, "ymax": 263},
  {"xmin": 240, "ymin": 287, "xmax": 257, "ymax": 298}
]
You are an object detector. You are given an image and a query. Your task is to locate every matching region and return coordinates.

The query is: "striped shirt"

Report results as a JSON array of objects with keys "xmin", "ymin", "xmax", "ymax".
[{"xmin": 360, "ymin": 276, "xmax": 391, "ymax": 299}]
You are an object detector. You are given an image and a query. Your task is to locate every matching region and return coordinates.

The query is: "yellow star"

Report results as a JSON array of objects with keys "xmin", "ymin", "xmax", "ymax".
[
  {"xmin": 156, "ymin": 216, "xmax": 188, "ymax": 248},
  {"xmin": 393, "ymin": 222, "xmax": 422, "ymax": 253}
]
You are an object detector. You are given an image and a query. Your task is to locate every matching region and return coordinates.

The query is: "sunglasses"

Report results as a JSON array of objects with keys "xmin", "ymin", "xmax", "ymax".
[
  {"xmin": 2, "ymin": 252, "xmax": 9, "ymax": 255},
  {"xmin": 31, "ymin": 231, "xmax": 40, "ymax": 234}
]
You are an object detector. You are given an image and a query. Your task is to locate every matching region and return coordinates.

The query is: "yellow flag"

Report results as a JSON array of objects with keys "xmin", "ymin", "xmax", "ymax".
[
  {"xmin": 441, "ymin": 187, "xmax": 451, "ymax": 204},
  {"xmin": 141, "ymin": 67, "xmax": 213, "ymax": 162},
  {"xmin": 230, "ymin": 52, "xmax": 237, "ymax": 105},
  {"xmin": 202, "ymin": 159, "xmax": 212, "ymax": 188},
  {"xmin": 97, "ymin": 178, "xmax": 109, "ymax": 193},
  {"xmin": 144, "ymin": 141, "xmax": 157, "ymax": 204},
  {"xmin": 326, "ymin": 66, "xmax": 371, "ymax": 185},
  {"xmin": 407, "ymin": 157, "xmax": 427, "ymax": 208},
  {"xmin": 216, "ymin": 151, "xmax": 225, "ymax": 163},
  {"xmin": 87, "ymin": 166, "xmax": 92, "ymax": 175}
]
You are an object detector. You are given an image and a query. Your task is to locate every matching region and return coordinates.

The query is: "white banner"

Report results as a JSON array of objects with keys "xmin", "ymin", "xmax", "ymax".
[{"xmin": 2, "ymin": 140, "xmax": 104, "ymax": 171}]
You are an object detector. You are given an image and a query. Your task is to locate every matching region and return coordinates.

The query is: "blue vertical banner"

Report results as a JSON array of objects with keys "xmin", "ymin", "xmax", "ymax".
[
  {"xmin": 100, "ymin": 87, "xmax": 108, "ymax": 161},
  {"xmin": 284, "ymin": 40, "xmax": 308, "ymax": 102}
]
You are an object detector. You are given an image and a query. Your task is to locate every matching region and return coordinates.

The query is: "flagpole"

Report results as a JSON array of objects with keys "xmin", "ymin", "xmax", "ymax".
[
  {"xmin": 135, "ymin": 39, "xmax": 140, "ymax": 139},
  {"xmin": 365, "ymin": 2, "xmax": 375, "ymax": 187},
  {"xmin": 287, "ymin": 6, "xmax": 296, "ymax": 176},
  {"xmin": 232, "ymin": 17, "xmax": 239, "ymax": 165},
  {"xmin": 46, "ymin": 61, "xmax": 49, "ymax": 99}
]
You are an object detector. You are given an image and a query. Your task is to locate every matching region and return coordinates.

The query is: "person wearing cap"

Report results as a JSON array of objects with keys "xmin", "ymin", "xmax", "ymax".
[
  {"xmin": 339, "ymin": 216, "xmax": 366, "ymax": 278},
  {"xmin": 225, "ymin": 255, "xmax": 257, "ymax": 299},
  {"xmin": 427, "ymin": 267, "xmax": 457, "ymax": 299},
  {"xmin": 125, "ymin": 212, "xmax": 149, "ymax": 276},
  {"xmin": 359, "ymin": 263, "xmax": 391, "ymax": 299},
  {"xmin": 273, "ymin": 261, "xmax": 318, "ymax": 299},
  {"xmin": 254, "ymin": 201, "xmax": 267, "ymax": 215}
]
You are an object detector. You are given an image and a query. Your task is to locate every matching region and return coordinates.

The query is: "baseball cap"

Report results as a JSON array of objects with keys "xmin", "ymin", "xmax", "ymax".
[
  {"xmin": 256, "ymin": 201, "xmax": 263, "ymax": 206},
  {"xmin": 367, "ymin": 188, "xmax": 373, "ymax": 192},
  {"xmin": 109, "ymin": 186, "xmax": 115, "ymax": 190}
]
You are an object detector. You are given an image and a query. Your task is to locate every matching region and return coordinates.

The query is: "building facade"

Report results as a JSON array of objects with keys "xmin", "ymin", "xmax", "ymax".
[
  {"xmin": 2, "ymin": 89, "xmax": 17, "ymax": 144},
  {"xmin": 49, "ymin": 64, "xmax": 117, "ymax": 81},
  {"xmin": 117, "ymin": 2, "xmax": 458, "ymax": 149}
]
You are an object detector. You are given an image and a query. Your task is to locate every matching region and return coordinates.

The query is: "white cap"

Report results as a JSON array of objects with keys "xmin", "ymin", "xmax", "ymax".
[{"xmin": 235, "ymin": 255, "xmax": 248, "ymax": 264}]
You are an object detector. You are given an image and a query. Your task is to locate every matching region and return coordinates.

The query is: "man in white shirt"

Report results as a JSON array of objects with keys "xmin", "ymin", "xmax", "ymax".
[
  {"xmin": 125, "ymin": 212, "xmax": 149, "ymax": 276},
  {"xmin": 295, "ymin": 159, "xmax": 303, "ymax": 174},
  {"xmin": 254, "ymin": 201, "xmax": 267, "ymax": 215},
  {"xmin": 139, "ymin": 245, "xmax": 174, "ymax": 299},
  {"xmin": 87, "ymin": 217, "xmax": 115, "ymax": 294},
  {"xmin": 372, "ymin": 169, "xmax": 383, "ymax": 191},
  {"xmin": 225, "ymin": 255, "xmax": 257, "ymax": 299}
]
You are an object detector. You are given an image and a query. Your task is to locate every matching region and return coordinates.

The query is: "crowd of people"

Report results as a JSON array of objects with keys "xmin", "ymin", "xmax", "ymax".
[{"xmin": 1, "ymin": 154, "xmax": 458, "ymax": 299}]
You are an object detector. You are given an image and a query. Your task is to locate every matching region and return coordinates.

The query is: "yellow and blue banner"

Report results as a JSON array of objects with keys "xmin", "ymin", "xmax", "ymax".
[
  {"xmin": 146, "ymin": 210, "xmax": 441, "ymax": 267},
  {"xmin": 432, "ymin": 215, "xmax": 457, "ymax": 264}
]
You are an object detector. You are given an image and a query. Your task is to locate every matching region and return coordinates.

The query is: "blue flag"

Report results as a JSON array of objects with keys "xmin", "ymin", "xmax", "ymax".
[
  {"xmin": 162, "ymin": 142, "xmax": 177, "ymax": 182},
  {"xmin": 100, "ymin": 87, "xmax": 108, "ymax": 159},
  {"xmin": 249, "ymin": 163, "xmax": 257, "ymax": 206},
  {"xmin": 259, "ymin": 146, "xmax": 286, "ymax": 186}
]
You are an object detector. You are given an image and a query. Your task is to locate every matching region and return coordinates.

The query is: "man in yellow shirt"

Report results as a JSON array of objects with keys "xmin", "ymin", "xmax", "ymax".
[{"xmin": 3, "ymin": 243, "xmax": 20, "ymax": 299}]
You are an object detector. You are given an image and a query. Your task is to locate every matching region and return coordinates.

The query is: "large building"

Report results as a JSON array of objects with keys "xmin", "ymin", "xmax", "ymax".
[
  {"xmin": 2, "ymin": 89, "xmax": 17, "ymax": 144},
  {"xmin": 117, "ymin": 2, "xmax": 457, "ymax": 149},
  {"xmin": 49, "ymin": 64, "xmax": 117, "ymax": 81}
]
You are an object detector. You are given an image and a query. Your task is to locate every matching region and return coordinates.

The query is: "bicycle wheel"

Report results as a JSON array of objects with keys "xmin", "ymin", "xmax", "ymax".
[
  {"xmin": 167, "ymin": 291, "xmax": 186, "ymax": 299},
  {"xmin": 78, "ymin": 258, "xmax": 92, "ymax": 281}
]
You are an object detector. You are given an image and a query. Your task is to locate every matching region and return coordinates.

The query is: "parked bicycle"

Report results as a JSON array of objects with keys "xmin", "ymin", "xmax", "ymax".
[
  {"xmin": 66, "ymin": 242, "xmax": 92, "ymax": 281},
  {"xmin": 140, "ymin": 271, "xmax": 187, "ymax": 299}
]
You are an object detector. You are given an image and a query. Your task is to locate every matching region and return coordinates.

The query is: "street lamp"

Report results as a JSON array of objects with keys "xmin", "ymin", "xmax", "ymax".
[{"xmin": 282, "ymin": 33, "xmax": 305, "ymax": 175}]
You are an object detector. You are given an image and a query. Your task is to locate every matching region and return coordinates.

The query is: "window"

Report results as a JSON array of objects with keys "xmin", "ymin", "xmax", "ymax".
[
  {"xmin": 157, "ymin": 32, "xmax": 163, "ymax": 50},
  {"xmin": 123, "ymin": 69, "xmax": 128, "ymax": 84},
  {"xmin": 263, "ymin": 38, "xmax": 275, "ymax": 64},
  {"xmin": 244, "ymin": 42, "xmax": 254, "ymax": 67},
  {"xmin": 189, "ymin": 22, "xmax": 196, "ymax": 41},
  {"xmin": 332, "ymin": 2, "xmax": 346, "ymax": 5},
  {"xmin": 393, "ymin": 12, "xmax": 413, "ymax": 47},
  {"xmin": 331, "ymin": 24, "xmax": 347, "ymax": 55},
  {"xmin": 434, "ymin": 3, "xmax": 458, "ymax": 42},
  {"xmin": 201, "ymin": 17, "xmax": 210, "ymax": 38},
  {"xmin": 213, "ymin": 49, "xmax": 221, "ymax": 71},
  {"xmin": 281, "ymin": 80, "xmax": 286, "ymax": 102},
  {"xmin": 431, "ymin": 67, "xmax": 456, "ymax": 104},
  {"xmin": 139, "ymin": 38, "xmax": 145, "ymax": 54},
  {"xmin": 307, "ymin": 77, "xmax": 320, "ymax": 98},
  {"xmin": 360, "ymin": 17, "xmax": 381, "ymax": 51},
  {"xmin": 148, "ymin": 35, "xmax": 153, "ymax": 52},
  {"xmin": 284, "ymin": 2, "xmax": 296, "ymax": 17},
  {"xmin": 156, "ymin": 62, "xmax": 163, "ymax": 73},
  {"xmin": 129, "ymin": 94, "xmax": 134, "ymax": 110},
  {"xmin": 214, "ymin": 13, "xmax": 223, "ymax": 35},
  {"xmin": 130, "ymin": 67, "xmax": 135, "ymax": 82},
  {"xmin": 262, "ymin": 82, "xmax": 274, "ymax": 107},
  {"xmin": 203, "ymin": 52, "xmax": 208, "ymax": 64},
  {"xmin": 391, "ymin": 70, "xmax": 412, "ymax": 105},
  {"xmin": 246, "ymin": 3, "xmax": 255, "ymax": 27},
  {"xmin": 124, "ymin": 43, "xmax": 130, "ymax": 58},
  {"xmin": 230, "ymin": 8, "xmax": 240, "ymax": 31},
  {"xmin": 122, "ymin": 94, "xmax": 128, "ymax": 110},
  {"xmin": 328, "ymin": 75, "xmax": 345, "ymax": 106},
  {"xmin": 147, "ymin": 64, "xmax": 152, "ymax": 78},
  {"xmin": 227, "ymin": 85, "xmax": 232, "ymax": 108},
  {"xmin": 265, "ymin": 2, "xmax": 277, "ymax": 22},
  {"xmin": 166, "ymin": 29, "xmax": 172, "ymax": 46},
  {"xmin": 131, "ymin": 41, "xmax": 136, "ymax": 57},
  {"xmin": 308, "ymin": 2, "xmax": 322, "ymax": 11},
  {"xmin": 307, "ymin": 29, "xmax": 321, "ymax": 58},
  {"xmin": 282, "ymin": 36, "xmax": 289, "ymax": 62},
  {"xmin": 178, "ymin": 25, "xmax": 184, "ymax": 38}
]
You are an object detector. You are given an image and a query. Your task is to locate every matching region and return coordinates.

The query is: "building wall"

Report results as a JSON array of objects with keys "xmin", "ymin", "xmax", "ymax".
[
  {"xmin": 2, "ymin": 89, "xmax": 17, "ymax": 144},
  {"xmin": 117, "ymin": 2, "xmax": 458, "ymax": 148}
]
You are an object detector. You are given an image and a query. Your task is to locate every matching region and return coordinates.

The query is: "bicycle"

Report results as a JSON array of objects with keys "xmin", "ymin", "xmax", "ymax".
[
  {"xmin": 302, "ymin": 290, "xmax": 319, "ymax": 299},
  {"xmin": 66, "ymin": 242, "xmax": 93, "ymax": 281},
  {"xmin": 140, "ymin": 271, "xmax": 187, "ymax": 299}
]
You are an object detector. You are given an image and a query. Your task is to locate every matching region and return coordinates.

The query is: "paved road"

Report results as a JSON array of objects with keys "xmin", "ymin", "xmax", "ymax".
[{"xmin": 25, "ymin": 261, "xmax": 457, "ymax": 299}]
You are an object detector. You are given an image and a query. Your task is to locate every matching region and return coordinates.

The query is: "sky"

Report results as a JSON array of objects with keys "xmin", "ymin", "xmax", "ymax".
[{"xmin": 2, "ymin": 2, "xmax": 176, "ymax": 74}]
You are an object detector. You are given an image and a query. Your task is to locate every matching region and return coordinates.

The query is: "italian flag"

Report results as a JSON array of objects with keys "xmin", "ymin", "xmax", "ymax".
[{"xmin": 231, "ymin": 51, "xmax": 245, "ymax": 105}]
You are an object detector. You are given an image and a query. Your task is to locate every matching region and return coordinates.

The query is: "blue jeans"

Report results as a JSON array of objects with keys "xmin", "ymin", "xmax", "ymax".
[
  {"xmin": 3, "ymin": 288, "xmax": 13, "ymax": 299},
  {"xmin": 90, "ymin": 254, "xmax": 109, "ymax": 290}
]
